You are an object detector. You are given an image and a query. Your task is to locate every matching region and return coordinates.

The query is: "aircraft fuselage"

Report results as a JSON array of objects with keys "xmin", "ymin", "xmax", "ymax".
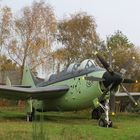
[{"xmin": 34, "ymin": 68, "xmax": 106, "ymax": 112}]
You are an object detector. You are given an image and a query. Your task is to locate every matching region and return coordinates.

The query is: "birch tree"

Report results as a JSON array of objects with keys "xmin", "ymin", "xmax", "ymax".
[
  {"xmin": 55, "ymin": 12, "xmax": 100, "ymax": 66},
  {"xmin": 7, "ymin": 1, "xmax": 56, "ymax": 73},
  {"xmin": 0, "ymin": 6, "xmax": 12, "ymax": 54}
]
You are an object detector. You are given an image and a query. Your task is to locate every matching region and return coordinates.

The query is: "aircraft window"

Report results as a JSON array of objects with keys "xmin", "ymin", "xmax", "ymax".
[
  {"xmin": 67, "ymin": 63, "xmax": 80, "ymax": 73},
  {"xmin": 79, "ymin": 59, "xmax": 97, "ymax": 70},
  {"xmin": 44, "ymin": 73, "xmax": 52, "ymax": 81},
  {"xmin": 49, "ymin": 74, "xmax": 57, "ymax": 81}
]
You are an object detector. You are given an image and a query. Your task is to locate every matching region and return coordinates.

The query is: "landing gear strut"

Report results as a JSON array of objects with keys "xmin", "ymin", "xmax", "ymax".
[
  {"xmin": 98, "ymin": 99, "xmax": 113, "ymax": 127},
  {"xmin": 26, "ymin": 99, "xmax": 35, "ymax": 122},
  {"xmin": 27, "ymin": 107, "xmax": 35, "ymax": 122}
]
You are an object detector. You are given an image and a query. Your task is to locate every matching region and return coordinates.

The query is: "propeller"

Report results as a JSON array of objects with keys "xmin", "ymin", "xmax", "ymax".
[
  {"xmin": 96, "ymin": 53, "xmax": 114, "ymax": 75},
  {"xmin": 120, "ymin": 84, "xmax": 137, "ymax": 106},
  {"xmin": 120, "ymin": 57, "xmax": 135, "ymax": 76},
  {"xmin": 122, "ymin": 79, "xmax": 136, "ymax": 84},
  {"xmin": 95, "ymin": 52, "xmax": 138, "ymax": 113}
]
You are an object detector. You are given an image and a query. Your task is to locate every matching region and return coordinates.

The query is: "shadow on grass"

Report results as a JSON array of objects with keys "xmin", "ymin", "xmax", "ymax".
[
  {"xmin": 1, "ymin": 108, "xmax": 139, "ymax": 129},
  {"xmin": 30, "ymin": 112, "xmax": 100, "ymax": 129},
  {"xmin": 0, "ymin": 109, "xmax": 97, "ymax": 126}
]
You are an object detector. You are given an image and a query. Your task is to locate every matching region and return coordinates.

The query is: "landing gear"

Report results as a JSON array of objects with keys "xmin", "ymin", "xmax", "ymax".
[
  {"xmin": 99, "ymin": 118, "xmax": 112, "ymax": 127},
  {"xmin": 27, "ymin": 112, "xmax": 32, "ymax": 122},
  {"xmin": 98, "ymin": 99, "xmax": 113, "ymax": 128},
  {"xmin": 91, "ymin": 107, "xmax": 102, "ymax": 119},
  {"xmin": 27, "ymin": 107, "xmax": 35, "ymax": 122}
]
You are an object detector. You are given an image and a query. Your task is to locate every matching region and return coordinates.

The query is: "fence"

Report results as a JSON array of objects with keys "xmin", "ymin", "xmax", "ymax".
[
  {"xmin": 0, "ymin": 70, "xmax": 22, "ymax": 106},
  {"xmin": 0, "ymin": 70, "xmax": 21, "ymax": 85}
]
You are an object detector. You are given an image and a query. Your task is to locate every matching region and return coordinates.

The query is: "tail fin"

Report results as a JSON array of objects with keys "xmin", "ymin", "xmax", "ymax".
[
  {"xmin": 21, "ymin": 66, "xmax": 36, "ymax": 87},
  {"xmin": 21, "ymin": 65, "xmax": 44, "ymax": 87}
]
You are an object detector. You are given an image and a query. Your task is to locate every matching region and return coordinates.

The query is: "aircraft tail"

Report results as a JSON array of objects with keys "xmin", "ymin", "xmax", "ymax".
[{"xmin": 21, "ymin": 66, "xmax": 37, "ymax": 87}]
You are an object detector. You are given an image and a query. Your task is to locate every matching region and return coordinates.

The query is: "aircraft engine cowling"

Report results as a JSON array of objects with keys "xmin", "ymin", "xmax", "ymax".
[{"xmin": 102, "ymin": 71, "xmax": 122, "ymax": 91}]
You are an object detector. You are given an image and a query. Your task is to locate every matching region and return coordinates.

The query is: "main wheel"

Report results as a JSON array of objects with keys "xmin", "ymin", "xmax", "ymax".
[
  {"xmin": 98, "ymin": 118, "xmax": 113, "ymax": 127},
  {"xmin": 91, "ymin": 108, "xmax": 102, "ymax": 119}
]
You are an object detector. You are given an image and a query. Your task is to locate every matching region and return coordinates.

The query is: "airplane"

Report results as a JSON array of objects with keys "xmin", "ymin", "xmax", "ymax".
[{"xmin": 0, "ymin": 53, "xmax": 138, "ymax": 127}]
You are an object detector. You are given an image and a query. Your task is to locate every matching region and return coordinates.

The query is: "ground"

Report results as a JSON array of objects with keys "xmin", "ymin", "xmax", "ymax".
[{"xmin": 0, "ymin": 107, "xmax": 140, "ymax": 140}]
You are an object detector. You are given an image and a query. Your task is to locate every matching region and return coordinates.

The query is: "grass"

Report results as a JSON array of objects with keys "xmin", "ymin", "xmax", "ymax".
[{"xmin": 0, "ymin": 107, "xmax": 140, "ymax": 140}]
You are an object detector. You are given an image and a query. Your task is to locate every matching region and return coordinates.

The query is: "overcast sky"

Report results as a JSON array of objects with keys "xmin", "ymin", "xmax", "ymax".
[{"xmin": 1, "ymin": 0, "xmax": 140, "ymax": 46}]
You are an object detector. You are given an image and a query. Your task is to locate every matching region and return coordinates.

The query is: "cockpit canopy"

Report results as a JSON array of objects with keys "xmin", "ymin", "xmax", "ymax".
[
  {"xmin": 67, "ymin": 59, "xmax": 98, "ymax": 73},
  {"xmin": 67, "ymin": 63, "xmax": 80, "ymax": 73},
  {"xmin": 45, "ymin": 59, "xmax": 99, "ymax": 83},
  {"xmin": 78, "ymin": 59, "xmax": 97, "ymax": 70}
]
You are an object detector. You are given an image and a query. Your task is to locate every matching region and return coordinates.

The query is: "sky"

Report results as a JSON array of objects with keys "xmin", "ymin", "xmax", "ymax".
[{"xmin": 1, "ymin": 0, "xmax": 140, "ymax": 46}]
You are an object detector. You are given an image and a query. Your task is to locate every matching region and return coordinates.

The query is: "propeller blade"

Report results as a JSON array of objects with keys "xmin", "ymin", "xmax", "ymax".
[
  {"xmin": 121, "ymin": 84, "xmax": 138, "ymax": 106},
  {"xmin": 96, "ymin": 53, "xmax": 114, "ymax": 75},
  {"xmin": 84, "ymin": 76, "xmax": 105, "ymax": 82},
  {"xmin": 123, "ymin": 79, "xmax": 136, "ymax": 84},
  {"xmin": 96, "ymin": 54, "xmax": 109, "ymax": 68},
  {"xmin": 120, "ymin": 58, "xmax": 135, "ymax": 76}
]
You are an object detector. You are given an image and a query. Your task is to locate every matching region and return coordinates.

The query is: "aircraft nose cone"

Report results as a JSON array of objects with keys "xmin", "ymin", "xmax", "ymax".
[{"xmin": 102, "ymin": 71, "xmax": 123, "ymax": 88}]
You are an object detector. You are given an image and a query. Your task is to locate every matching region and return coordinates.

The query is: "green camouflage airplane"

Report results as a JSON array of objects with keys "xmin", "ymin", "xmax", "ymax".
[{"xmin": 0, "ymin": 54, "xmax": 137, "ymax": 127}]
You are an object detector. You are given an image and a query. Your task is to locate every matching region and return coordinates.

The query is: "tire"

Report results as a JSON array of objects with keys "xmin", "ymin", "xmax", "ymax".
[
  {"xmin": 99, "ymin": 118, "xmax": 113, "ymax": 127},
  {"xmin": 109, "ymin": 120, "xmax": 113, "ymax": 127},
  {"xmin": 92, "ymin": 108, "xmax": 102, "ymax": 119},
  {"xmin": 99, "ymin": 118, "xmax": 106, "ymax": 127},
  {"xmin": 31, "ymin": 107, "xmax": 35, "ymax": 120}
]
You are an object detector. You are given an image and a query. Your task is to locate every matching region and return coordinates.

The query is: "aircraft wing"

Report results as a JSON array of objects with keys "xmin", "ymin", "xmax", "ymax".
[
  {"xmin": 116, "ymin": 92, "xmax": 140, "ymax": 97},
  {"xmin": 115, "ymin": 92, "xmax": 140, "ymax": 101},
  {"xmin": 0, "ymin": 85, "xmax": 69, "ymax": 100}
]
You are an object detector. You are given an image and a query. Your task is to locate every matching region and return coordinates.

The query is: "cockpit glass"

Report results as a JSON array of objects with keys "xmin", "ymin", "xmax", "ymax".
[
  {"xmin": 88, "ymin": 60, "xmax": 97, "ymax": 67},
  {"xmin": 79, "ymin": 59, "xmax": 97, "ymax": 70},
  {"xmin": 67, "ymin": 59, "xmax": 98, "ymax": 72},
  {"xmin": 67, "ymin": 63, "xmax": 80, "ymax": 73}
]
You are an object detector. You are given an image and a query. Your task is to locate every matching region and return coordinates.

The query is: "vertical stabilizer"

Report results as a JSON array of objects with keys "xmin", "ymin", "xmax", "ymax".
[{"xmin": 21, "ymin": 66, "xmax": 36, "ymax": 87}]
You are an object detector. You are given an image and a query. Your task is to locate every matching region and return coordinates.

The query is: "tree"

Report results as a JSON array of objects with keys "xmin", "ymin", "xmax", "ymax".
[
  {"xmin": 0, "ymin": 55, "xmax": 20, "ymax": 84},
  {"xmin": 0, "ymin": 55, "xmax": 17, "ymax": 71},
  {"xmin": 7, "ymin": 1, "xmax": 56, "ymax": 74},
  {"xmin": 0, "ymin": 6, "xmax": 12, "ymax": 54},
  {"xmin": 55, "ymin": 12, "xmax": 100, "ymax": 66},
  {"xmin": 106, "ymin": 31, "xmax": 136, "ymax": 70},
  {"xmin": 106, "ymin": 30, "xmax": 140, "ymax": 91}
]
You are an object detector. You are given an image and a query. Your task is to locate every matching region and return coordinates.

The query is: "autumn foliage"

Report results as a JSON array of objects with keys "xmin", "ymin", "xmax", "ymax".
[{"xmin": 0, "ymin": 1, "xmax": 140, "ymax": 92}]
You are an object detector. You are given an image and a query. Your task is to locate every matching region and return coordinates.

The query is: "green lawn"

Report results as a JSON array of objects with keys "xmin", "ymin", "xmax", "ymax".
[{"xmin": 0, "ymin": 107, "xmax": 140, "ymax": 140}]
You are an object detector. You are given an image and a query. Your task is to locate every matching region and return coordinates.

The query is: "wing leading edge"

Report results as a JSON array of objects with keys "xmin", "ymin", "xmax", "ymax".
[{"xmin": 0, "ymin": 85, "xmax": 69, "ymax": 100}]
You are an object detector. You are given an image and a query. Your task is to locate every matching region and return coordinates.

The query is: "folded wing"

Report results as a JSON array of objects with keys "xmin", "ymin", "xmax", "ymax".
[{"xmin": 0, "ymin": 85, "xmax": 69, "ymax": 100}]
